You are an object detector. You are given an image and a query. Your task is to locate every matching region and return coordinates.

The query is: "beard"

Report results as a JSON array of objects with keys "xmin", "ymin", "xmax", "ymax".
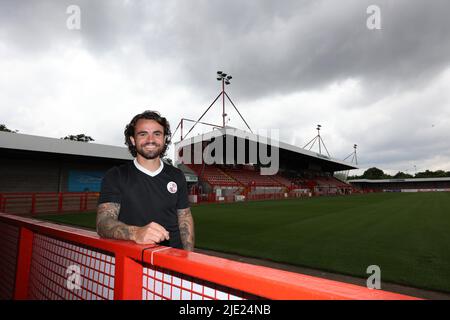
[{"xmin": 136, "ymin": 142, "xmax": 165, "ymax": 160}]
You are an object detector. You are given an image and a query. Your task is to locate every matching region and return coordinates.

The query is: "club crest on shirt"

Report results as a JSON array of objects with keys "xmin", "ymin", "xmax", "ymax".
[{"xmin": 167, "ymin": 181, "xmax": 178, "ymax": 194}]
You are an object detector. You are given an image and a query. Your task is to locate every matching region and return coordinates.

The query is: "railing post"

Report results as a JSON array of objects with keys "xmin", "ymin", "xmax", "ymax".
[
  {"xmin": 114, "ymin": 254, "xmax": 143, "ymax": 300},
  {"xmin": 30, "ymin": 194, "xmax": 36, "ymax": 216},
  {"xmin": 13, "ymin": 227, "xmax": 34, "ymax": 299},
  {"xmin": 0, "ymin": 194, "xmax": 4, "ymax": 212},
  {"xmin": 84, "ymin": 192, "xmax": 88, "ymax": 211},
  {"xmin": 58, "ymin": 192, "xmax": 63, "ymax": 213},
  {"xmin": 79, "ymin": 194, "xmax": 83, "ymax": 211}
]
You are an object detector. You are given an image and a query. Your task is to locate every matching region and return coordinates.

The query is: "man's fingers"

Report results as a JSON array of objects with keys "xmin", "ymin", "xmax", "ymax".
[
  {"xmin": 149, "ymin": 222, "xmax": 170, "ymax": 240},
  {"xmin": 135, "ymin": 238, "xmax": 156, "ymax": 245},
  {"xmin": 137, "ymin": 232, "xmax": 163, "ymax": 244},
  {"xmin": 145, "ymin": 225, "xmax": 169, "ymax": 242},
  {"xmin": 146, "ymin": 232, "xmax": 164, "ymax": 243},
  {"xmin": 149, "ymin": 221, "xmax": 168, "ymax": 233},
  {"xmin": 134, "ymin": 224, "xmax": 169, "ymax": 244}
]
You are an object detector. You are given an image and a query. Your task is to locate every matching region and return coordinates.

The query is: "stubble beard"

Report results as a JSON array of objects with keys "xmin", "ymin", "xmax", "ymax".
[{"xmin": 136, "ymin": 143, "xmax": 164, "ymax": 160}]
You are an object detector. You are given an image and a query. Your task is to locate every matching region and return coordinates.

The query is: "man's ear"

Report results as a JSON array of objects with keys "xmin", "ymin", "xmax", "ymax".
[{"xmin": 130, "ymin": 136, "xmax": 136, "ymax": 146}]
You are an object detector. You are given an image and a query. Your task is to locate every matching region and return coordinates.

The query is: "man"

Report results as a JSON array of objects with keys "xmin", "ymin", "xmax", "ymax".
[{"xmin": 96, "ymin": 110, "xmax": 195, "ymax": 251}]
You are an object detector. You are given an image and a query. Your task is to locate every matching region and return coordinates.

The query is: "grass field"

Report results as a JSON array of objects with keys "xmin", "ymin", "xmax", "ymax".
[{"xmin": 39, "ymin": 192, "xmax": 450, "ymax": 293}]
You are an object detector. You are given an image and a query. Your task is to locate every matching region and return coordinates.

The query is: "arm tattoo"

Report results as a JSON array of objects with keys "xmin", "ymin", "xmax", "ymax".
[
  {"xmin": 96, "ymin": 202, "xmax": 133, "ymax": 240},
  {"xmin": 177, "ymin": 208, "xmax": 195, "ymax": 251}
]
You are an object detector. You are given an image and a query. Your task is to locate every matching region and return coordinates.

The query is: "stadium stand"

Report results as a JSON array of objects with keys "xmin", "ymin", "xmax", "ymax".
[
  {"xmin": 184, "ymin": 161, "xmax": 354, "ymax": 201},
  {"xmin": 349, "ymin": 178, "xmax": 450, "ymax": 193}
]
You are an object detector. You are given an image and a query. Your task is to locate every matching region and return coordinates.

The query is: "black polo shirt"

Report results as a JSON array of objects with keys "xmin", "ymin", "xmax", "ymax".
[{"xmin": 98, "ymin": 159, "xmax": 189, "ymax": 249}]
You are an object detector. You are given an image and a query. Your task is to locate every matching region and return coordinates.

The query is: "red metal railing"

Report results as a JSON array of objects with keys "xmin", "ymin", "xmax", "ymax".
[
  {"xmin": 0, "ymin": 192, "xmax": 99, "ymax": 216},
  {"xmin": 0, "ymin": 213, "xmax": 420, "ymax": 300},
  {"xmin": 1, "ymin": 190, "xmax": 356, "ymax": 215}
]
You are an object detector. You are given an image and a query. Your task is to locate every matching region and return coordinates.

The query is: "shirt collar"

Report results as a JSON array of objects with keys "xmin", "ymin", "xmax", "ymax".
[{"xmin": 133, "ymin": 158, "xmax": 164, "ymax": 177}]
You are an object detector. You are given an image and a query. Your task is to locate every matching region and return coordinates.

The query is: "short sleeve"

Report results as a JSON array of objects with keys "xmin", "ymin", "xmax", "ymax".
[
  {"xmin": 176, "ymin": 171, "xmax": 190, "ymax": 209},
  {"xmin": 98, "ymin": 167, "xmax": 122, "ymax": 205}
]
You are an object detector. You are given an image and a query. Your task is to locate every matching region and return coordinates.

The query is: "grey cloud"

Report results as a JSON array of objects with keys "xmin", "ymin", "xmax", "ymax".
[
  {"xmin": 2, "ymin": 0, "xmax": 450, "ymax": 100},
  {"xmin": 132, "ymin": 0, "xmax": 450, "ymax": 101}
]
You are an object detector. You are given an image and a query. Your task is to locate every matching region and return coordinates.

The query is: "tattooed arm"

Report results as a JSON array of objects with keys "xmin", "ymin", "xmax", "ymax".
[
  {"xmin": 177, "ymin": 208, "xmax": 195, "ymax": 251},
  {"xmin": 96, "ymin": 202, "xmax": 169, "ymax": 244},
  {"xmin": 96, "ymin": 202, "xmax": 133, "ymax": 240}
]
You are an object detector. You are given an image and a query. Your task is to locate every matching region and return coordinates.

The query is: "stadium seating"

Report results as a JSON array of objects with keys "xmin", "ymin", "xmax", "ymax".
[
  {"xmin": 186, "ymin": 164, "xmax": 352, "ymax": 194},
  {"xmin": 187, "ymin": 164, "xmax": 240, "ymax": 187},
  {"xmin": 269, "ymin": 174, "xmax": 293, "ymax": 188},
  {"xmin": 221, "ymin": 166, "xmax": 282, "ymax": 187}
]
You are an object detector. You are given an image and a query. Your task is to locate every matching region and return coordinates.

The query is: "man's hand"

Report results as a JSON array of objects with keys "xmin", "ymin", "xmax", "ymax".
[
  {"xmin": 131, "ymin": 222, "xmax": 170, "ymax": 245},
  {"xmin": 97, "ymin": 203, "xmax": 169, "ymax": 245}
]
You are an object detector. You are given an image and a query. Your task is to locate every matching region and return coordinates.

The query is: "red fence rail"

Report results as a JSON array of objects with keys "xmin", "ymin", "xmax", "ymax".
[
  {"xmin": 0, "ymin": 213, "xmax": 420, "ymax": 300},
  {"xmin": 0, "ymin": 191, "xmax": 328, "ymax": 215},
  {"xmin": 0, "ymin": 192, "xmax": 99, "ymax": 216}
]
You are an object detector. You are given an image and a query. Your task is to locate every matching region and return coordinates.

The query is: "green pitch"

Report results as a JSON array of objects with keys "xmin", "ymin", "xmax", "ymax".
[{"xmin": 39, "ymin": 192, "xmax": 450, "ymax": 293}]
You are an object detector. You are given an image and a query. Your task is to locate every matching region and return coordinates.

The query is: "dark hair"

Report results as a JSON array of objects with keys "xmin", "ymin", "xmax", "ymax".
[{"xmin": 124, "ymin": 110, "xmax": 172, "ymax": 157}]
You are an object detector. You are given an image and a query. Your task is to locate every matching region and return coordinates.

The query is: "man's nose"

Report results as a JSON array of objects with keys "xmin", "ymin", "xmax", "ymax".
[{"xmin": 145, "ymin": 134, "xmax": 156, "ymax": 143}]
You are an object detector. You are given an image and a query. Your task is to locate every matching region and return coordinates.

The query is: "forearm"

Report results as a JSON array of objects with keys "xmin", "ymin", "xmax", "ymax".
[
  {"xmin": 97, "ymin": 217, "xmax": 137, "ymax": 241},
  {"xmin": 96, "ymin": 202, "xmax": 136, "ymax": 241},
  {"xmin": 177, "ymin": 208, "xmax": 195, "ymax": 251}
]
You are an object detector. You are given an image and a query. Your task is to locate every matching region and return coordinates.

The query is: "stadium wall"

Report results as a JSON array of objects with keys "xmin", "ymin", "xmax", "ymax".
[
  {"xmin": 0, "ymin": 153, "xmax": 127, "ymax": 193},
  {"xmin": 0, "ymin": 157, "xmax": 61, "ymax": 192},
  {"xmin": 0, "ymin": 213, "xmax": 419, "ymax": 300}
]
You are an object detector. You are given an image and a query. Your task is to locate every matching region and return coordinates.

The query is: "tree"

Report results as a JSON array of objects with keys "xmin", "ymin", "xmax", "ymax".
[
  {"xmin": 393, "ymin": 171, "xmax": 413, "ymax": 179},
  {"xmin": 362, "ymin": 167, "xmax": 385, "ymax": 179},
  {"xmin": 415, "ymin": 170, "xmax": 450, "ymax": 178},
  {"xmin": 0, "ymin": 124, "xmax": 18, "ymax": 133},
  {"xmin": 61, "ymin": 134, "xmax": 95, "ymax": 142}
]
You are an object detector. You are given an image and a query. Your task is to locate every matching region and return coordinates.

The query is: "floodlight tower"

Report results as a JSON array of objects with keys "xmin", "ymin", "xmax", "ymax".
[
  {"xmin": 176, "ymin": 71, "xmax": 253, "ymax": 141},
  {"xmin": 342, "ymin": 144, "xmax": 358, "ymax": 180},
  {"xmin": 303, "ymin": 124, "xmax": 331, "ymax": 157},
  {"xmin": 217, "ymin": 71, "xmax": 232, "ymax": 128},
  {"xmin": 317, "ymin": 125, "xmax": 322, "ymax": 155},
  {"xmin": 343, "ymin": 144, "xmax": 358, "ymax": 164}
]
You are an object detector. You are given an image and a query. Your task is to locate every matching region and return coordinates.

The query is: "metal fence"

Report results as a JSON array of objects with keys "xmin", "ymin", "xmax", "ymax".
[
  {"xmin": 0, "ymin": 213, "xmax": 419, "ymax": 300},
  {"xmin": 0, "ymin": 192, "xmax": 99, "ymax": 215}
]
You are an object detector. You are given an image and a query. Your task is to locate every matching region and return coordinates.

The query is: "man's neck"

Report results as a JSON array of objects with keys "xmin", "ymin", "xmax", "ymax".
[{"xmin": 135, "ymin": 155, "xmax": 162, "ymax": 172}]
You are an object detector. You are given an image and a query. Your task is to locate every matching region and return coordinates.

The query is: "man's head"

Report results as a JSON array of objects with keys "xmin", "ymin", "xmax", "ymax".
[{"xmin": 124, "ymin": 110, "xmax": 172, "ymax": 159}]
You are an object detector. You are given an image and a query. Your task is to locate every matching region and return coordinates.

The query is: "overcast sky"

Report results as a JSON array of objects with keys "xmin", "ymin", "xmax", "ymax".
[{"xmin": 1, "ymin": 0, "xmax": 449, "ymax": 175}]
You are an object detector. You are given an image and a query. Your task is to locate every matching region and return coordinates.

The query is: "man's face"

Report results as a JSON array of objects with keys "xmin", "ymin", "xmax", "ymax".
[{"xmin": 130, "ymin": 119, "xmax": 165, "ymax": 160}]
